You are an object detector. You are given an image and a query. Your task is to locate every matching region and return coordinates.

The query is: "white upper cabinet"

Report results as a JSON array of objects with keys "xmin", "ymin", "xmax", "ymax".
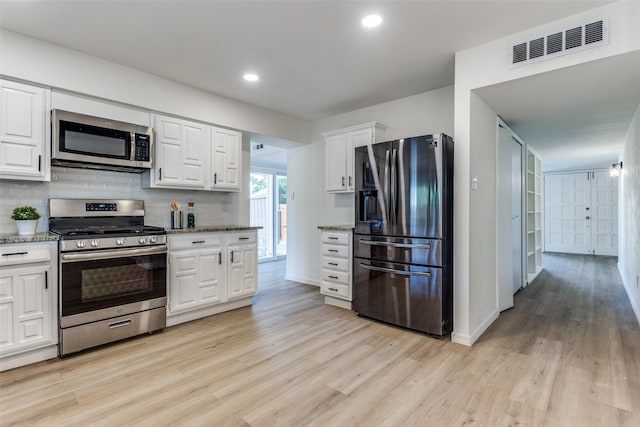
[
  {"xmin": 323, "ymin": 122, "xmax": 387, "ymax": 193},
  {"xmin": 210, "ymin": 126, "xmax": 242, "ymax": 192},
  {"xmin": 143, "ymin": 114, "xmax": 208, "ymax": 189},
  {"xmin": 0, "ymin": 80, "xmax": 51, "ymax": 181}
]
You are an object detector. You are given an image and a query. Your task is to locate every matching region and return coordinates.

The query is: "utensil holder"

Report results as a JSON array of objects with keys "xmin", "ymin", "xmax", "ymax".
[{"xmin": 171, "ymin": 211, "xmax": 183, "ymax": 229}]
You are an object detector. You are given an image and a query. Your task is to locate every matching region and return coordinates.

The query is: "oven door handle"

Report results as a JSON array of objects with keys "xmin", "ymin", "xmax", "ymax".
[{"xmin": 61, "ymin": 246, "xmax": 167, "ymax": 262}]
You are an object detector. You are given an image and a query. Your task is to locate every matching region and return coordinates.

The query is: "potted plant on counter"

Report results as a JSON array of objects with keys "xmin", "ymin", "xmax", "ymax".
[{"xmin": 11, "ymin": 205, "xmax": 42, "ymax": 236}]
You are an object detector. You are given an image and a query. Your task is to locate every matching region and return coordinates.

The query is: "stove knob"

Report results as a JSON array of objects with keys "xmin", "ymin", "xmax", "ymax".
[
  {"xmin": 150, "ymin": 236, "xmax": 158, "ymax": 244},
  {"xmin": 116, "ymin": 238, "xmax": 125, "ymax": 246},
  {"xmin": 138, "ymin": 237, "xmax": 146, "ymax": 244},
  {"xmin": 91, "ymin": 239, "xmax": 100, "ymax": 247},
  {"xmin": 76, "ymin": 240, "xmax": 85, "ymax": 248}
]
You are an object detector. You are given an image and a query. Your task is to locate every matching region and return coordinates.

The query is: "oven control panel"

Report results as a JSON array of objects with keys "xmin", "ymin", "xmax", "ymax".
[
  {"xmin": 60, "ymin": 235, "xmax": 167, "ymax": 252},
  {"xmin": 86, "ymin": 203, "xmax": 117, "ymax": 212}
]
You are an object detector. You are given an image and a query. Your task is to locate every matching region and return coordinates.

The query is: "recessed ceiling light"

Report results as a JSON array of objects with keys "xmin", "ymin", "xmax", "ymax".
[
  {"xmin": 361, "ymin": 14, "xmax": 382, "ymax": 28},
  {"xmin": 243, "ymin": 73, "xmax": 259, "ymax": 82}
]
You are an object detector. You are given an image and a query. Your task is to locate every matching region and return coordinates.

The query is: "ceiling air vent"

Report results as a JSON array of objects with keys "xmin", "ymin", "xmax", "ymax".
[
  {"xmin": 513, "ymin": 42, "xmax": 528, "ymax": 63},
  {"xmin": 585, "ymin": 20, "xmax": 604, "ymax": 44},
  {"xmin": 510, "ymin": 17, "xmax": 607, "ymax": 67}
]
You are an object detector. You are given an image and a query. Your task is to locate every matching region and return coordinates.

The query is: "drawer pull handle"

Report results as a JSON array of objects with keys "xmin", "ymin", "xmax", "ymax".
[
  {"xmin": 328, "ymin": 275, "xmax": 339, "ymax": 279},
  {"xmin": 328, "ymin": 237, "xmax": 338, "ymax": 240},
  {"xmin": 192, "ymin": 240, "xmax": 205, "ymax": 244},
  {"xmin": 2, "ymin": 252, "xmax": 28, "ymax": 257},
  {"xmin": 108, "ymin": 320, "xmax": 132, "ymax": 329},
  {"xmin": 329, "ymin": 287, "xmax": 339, "ymax": 292},
  {"xmin": 328, "ymin": 249, "xmax": 338, "ymax": 253},
  {"xmin": 359, "ymin": 240, "xmax": 432, "ymax": 249},
  {"xmin": 328, "ymin": 262, "xmax": 338, "ymax": 266},
  {"xmin": 239, "ymin": 237, "xmax": 250, "ymax": 240}
]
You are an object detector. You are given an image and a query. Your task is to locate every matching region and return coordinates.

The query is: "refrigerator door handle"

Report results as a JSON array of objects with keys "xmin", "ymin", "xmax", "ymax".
[
  {"xmin": 359, "ymin": 263, "xmax": 432, "ymax": 277},
  {"xmin": 359, "ymin": 239, "xmax": 432, "ymax": 249},
  {"xmin": 384, "ymin": 149, "xmax": 391, "ymax": 222},
  {"xmin": 390, "ymin": 148, "xmax": 398, "ymax": 225}
]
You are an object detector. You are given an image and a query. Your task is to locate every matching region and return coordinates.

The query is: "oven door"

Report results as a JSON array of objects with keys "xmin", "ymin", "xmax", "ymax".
[{"xmin": 59, "ymin": 245, "xmax": 167, "ymax": 327}]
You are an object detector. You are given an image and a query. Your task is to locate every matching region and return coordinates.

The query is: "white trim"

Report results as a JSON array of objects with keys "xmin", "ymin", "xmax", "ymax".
[
  {"xmin": 285, "ymin": 274, "xmax": 320, "ymax": 287},
  {"xmin": 0, "ymin": 345, "xmax": 58, "ymax": 372},
  {"xmin": 452, "ymin": 308, "xmax": 500, "ymax": 347},
  {"xmin": 166, "ymin": 297, "xmax": 253, "ymax": 327},
  {"xmin": 324, "ymin": 296, "xmax": 352, "ymax": 310},
  {"xmin": 619, "ymin": 262, "xmax": 640, "ymax": 327}
]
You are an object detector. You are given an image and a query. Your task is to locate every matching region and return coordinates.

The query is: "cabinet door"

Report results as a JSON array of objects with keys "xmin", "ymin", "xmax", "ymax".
[
  {"xmin": 325, "ymin": 133, "xmax": 347, "ymax": 192},
  {"xmin": 227, "ymin": 244, "xmax": 257, "ymax": 300},
  {"xmin": 347, "ymin": 128, "xmax": 373, "ymax": 190},
  {"xmin": 0, "ymin": 80, "xmax": 50, "ymax": 181},
  {"xmin": 169, "ymin": 251, "xmax": 200, "ymax": 312},
  {"xmin": 155, "ymin": 117, "xmax": 184, "ymax": 187},
  {"xmin": 0, "ymin": 264, "xmax": 53, "ymax": 356},
  {"xmin": 153, "ymin": 116, "xmax": 207, "ymax": 189},
  {"xmin": 198, "ymin": 248, "xmax": 224, "ymax": 304},
  {"xmin": 211, "ymin": 128, "xmax": 241, "ymax": 191}
]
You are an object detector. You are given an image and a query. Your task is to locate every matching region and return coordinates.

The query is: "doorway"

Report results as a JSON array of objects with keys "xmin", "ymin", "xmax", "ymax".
[
  {"xmin": 250, "ymin": 171, "xmax": 287, "ymax": 261},
  {"xmin": 497, "ymin": 119, "xmax": 524, "ymax": 312},
  {"xmin": 544, "ymin": 170, "xmax": 618, "ymax": 256}
]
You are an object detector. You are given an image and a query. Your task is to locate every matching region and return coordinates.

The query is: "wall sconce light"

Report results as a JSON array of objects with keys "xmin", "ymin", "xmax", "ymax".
[{"xmin": 610, "ymin": 161, "xmax": 623, "ymax": 177}]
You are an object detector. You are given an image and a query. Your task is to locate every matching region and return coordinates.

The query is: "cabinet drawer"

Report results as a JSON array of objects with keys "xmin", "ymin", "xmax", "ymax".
[
  {"xmin": 168, "ymin": 233, "xmax": 223, "ymax": 250},
  {"xmin": 322, "ymin": 244, "xmax": 348, "ymax": 258},
  {"xmin": 322, "ymin": 256, "xmax": 349, "ymax": 272},
  {"xmin": 225, "ymin": 231, "xmax": 257, "ymax": 244},
  {"xmin": 322, "ymin": 269, "xmax": 349, "ymax": 285},
  {"xmin": 321, "ymin": 281, "xmax": 350, "ymax": 299},
  {"xmin": 322, "ymin": 232, "xmax": 350, "ymax": 245},
  {"xmin": 0, "ymin": 243, "xmax": 52, "ymax": 266}
]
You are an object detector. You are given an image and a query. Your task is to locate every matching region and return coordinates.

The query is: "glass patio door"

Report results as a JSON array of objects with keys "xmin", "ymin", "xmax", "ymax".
[{"xmin": 250, "ymin": 172, "xmax": 287, "ymax": 261}]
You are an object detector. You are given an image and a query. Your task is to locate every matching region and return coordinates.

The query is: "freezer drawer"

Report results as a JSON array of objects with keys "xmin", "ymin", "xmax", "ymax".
[
  {"xmin": 353, "ymin": 258, "xmax": 450, "ymax": 336},
  {"xmin": 354, "ymin": 235, "xmax": 442, "ymax": 267}
]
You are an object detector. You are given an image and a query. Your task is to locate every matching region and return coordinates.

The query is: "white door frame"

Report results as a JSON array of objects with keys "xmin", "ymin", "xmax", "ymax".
[{"xmin": 496, "ymin": 118, "xmax": 526, "ymax": 312}]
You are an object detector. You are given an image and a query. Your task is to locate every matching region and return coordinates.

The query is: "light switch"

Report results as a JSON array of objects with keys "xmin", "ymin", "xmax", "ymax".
[{"xmin": 472, "ymin": 176, "xmax": 478, "ymax": 190}]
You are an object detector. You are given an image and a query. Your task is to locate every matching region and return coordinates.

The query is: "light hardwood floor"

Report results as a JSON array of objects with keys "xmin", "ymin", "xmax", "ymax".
[{"xmin": 1, "ymin": 255, "xmax": 639, "ymax": 426}]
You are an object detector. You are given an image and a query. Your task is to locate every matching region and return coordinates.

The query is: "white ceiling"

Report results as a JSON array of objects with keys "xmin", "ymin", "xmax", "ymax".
[{"xmin": 3, "ymin": 0, "xmax": 636, "ymax": 171}]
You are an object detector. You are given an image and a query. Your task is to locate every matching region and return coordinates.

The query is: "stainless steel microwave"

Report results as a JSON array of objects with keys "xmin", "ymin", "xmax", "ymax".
[{"xmin": 52, "ymin": 109, "xmax": 153, "ymax": 172}]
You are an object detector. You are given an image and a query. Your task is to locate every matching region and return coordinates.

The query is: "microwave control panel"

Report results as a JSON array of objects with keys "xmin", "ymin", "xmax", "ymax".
[{"xmin": 134, "ymin": 134, "xmax": 151, "ymax": 161}]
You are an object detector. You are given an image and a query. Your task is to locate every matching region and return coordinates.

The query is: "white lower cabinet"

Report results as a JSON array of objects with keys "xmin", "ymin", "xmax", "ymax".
[
  {"xmin": 0, "ymin": 242, "xmax": 58, "ymax": 371},
  {"xmin": 167, "ymin": 230, "xmax": 257, "ymax": 326},
  {"xmin": 320, "ymin": 230, "xmax": 352, "ymax": 308}
]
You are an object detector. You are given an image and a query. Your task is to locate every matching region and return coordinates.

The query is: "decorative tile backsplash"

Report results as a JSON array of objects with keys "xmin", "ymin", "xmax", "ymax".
[{"xmin": 0, "ymin": 167, "xmax": 239, "ymax": 234}]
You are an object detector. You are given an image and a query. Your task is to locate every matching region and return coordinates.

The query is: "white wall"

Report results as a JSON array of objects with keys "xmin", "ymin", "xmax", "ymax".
[
  {"xmin": 286, "ymin": 86, "xmax": 454, "ymax": 285},
  {"xmin": 0, "ymin": 30, "xmax": 309, "ymax": 145},
  {"xmin": 453, "ymin": 0, "xmax": 640, "ymax": 345},
  {"xmin": 0, "ymin": 30, "xmax": 312, "ymax": 233},
  {"xmin": 619, "ymin": 103, "xmax": 640, "ymax": 325}
]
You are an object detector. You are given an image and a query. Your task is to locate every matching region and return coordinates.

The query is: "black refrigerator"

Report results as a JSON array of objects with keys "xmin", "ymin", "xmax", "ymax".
[{"xmin": 353, "ymin": 133, "xmax": 454, "ymax": 336}]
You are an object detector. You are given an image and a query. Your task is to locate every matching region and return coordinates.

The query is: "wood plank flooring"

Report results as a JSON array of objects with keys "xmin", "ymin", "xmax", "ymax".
[{"xmin": 1, "ymin": 255, "xmax": 639, "ymax": 426}]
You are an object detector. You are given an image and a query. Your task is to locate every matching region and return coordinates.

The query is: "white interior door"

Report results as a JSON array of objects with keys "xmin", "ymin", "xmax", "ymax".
[
  {"xmin": 497, "ymin": 123, "xmax": 514, "ymax": 311},
  {"xmin": 545, "ymin": 173, "xmax": 591, "ymax": 254},
  {"xmin": 511, "ymin": 138, "xmax": 523, "ymax": 293},
  {"xmin": 590, "ymin": 171, "xmax": 618, "ymax": 256}
]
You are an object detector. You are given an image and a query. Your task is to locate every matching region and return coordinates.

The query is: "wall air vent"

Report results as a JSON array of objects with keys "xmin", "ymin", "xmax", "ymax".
[{"xmin": 510, "ymin": 17, "xmax": 607, "ymax": 67}]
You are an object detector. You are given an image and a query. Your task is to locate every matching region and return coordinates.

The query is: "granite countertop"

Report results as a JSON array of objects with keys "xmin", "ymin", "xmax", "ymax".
[
  {"xmin": 0, "ymin": 233, "xmax": 60, "ymax": 245},
  {"xmin": 317, "ymin": 224, "xmax": 354, "ymax": 231},
  {"xmin": 165, "ymin": 225, "xmax": 261, "ymax": 234}
]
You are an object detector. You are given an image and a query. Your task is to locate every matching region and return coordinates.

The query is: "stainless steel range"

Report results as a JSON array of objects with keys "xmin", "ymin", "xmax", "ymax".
[{"xmin": 49, "ymin": 199, "xmax": 167, "ymax": 356}]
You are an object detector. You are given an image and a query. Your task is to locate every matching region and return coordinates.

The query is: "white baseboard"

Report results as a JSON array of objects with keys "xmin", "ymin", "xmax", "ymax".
[
  {"xmin": 0, "ymin": 345, "xmax": 58, "ymax": 372},
  {"xmin": 451, "ymin": 309, "xmax": 500, "ymax": 347},
  {"xmin": 285, "ymin": 274, "xmax": 320, "ymax": 287},
  {"xmin": 324, "ymin": 296, "xmax": 352, "ymax": 309},
  {"xmin": 619, "ymin": 262, "xmax": 640, "ymax": 327},
  {"xmin": 167, "ymin": 297, "xmax": 253, "ymax": 327}
]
